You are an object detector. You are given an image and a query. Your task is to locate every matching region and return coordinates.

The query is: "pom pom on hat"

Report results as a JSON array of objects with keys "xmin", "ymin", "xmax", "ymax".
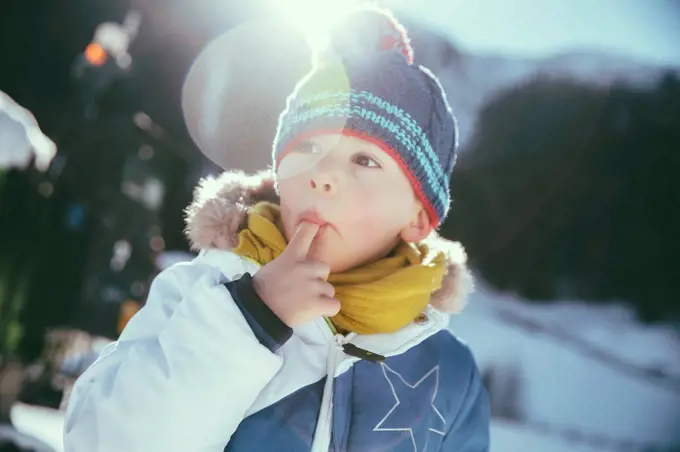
[{"xmin": 326, "ymin": 4, "xmax": 414, "ymax": 64}]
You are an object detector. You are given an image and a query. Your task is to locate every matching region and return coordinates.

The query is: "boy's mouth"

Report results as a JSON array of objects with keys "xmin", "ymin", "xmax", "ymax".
[
  {"xmin": 298, "ymin": 210, "xmax": 338, "ymax": 235},
  {"xmin": 299, "ymin": 210, "xmax": 328, "ymax": 226}
]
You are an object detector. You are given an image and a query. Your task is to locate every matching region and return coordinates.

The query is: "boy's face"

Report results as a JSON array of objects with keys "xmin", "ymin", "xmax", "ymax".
[{"xmin": 277, "ymin": 133, "xmax": 431, "ymax": 272}]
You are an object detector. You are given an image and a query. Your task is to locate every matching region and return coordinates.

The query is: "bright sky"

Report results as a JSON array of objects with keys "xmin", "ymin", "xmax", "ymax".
[{"xmin": 387, "ymin": 0, "xmax": 680, "ymax": 66}]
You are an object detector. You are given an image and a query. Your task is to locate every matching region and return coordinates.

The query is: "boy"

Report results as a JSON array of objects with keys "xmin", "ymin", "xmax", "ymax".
[{"xmin": 63, "ymin": 6, "xmax": 490, "ymax": 452}]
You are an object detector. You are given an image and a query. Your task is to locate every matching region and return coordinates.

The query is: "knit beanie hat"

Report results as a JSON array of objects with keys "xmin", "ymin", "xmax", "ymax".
[{"xmin": 272, "ymin": 5, "xmax": 458, "ymax": 227}]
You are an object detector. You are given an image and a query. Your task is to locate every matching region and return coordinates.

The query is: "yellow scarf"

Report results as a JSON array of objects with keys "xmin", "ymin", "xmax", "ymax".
[{"xmin": 233, "ymin": 202, "xmax": 448, "ymax": 335}]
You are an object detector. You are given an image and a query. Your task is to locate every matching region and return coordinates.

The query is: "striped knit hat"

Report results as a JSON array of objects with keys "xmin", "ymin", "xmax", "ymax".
[{"xmin": 272, "ymin": 5, "xmax": 458, "ymax": 227}]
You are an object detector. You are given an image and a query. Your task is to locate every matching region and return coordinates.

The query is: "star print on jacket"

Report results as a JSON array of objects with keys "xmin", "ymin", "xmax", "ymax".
[{"xmin": 373, "ymin": 363, "xmax": 447, "ymax": 452}]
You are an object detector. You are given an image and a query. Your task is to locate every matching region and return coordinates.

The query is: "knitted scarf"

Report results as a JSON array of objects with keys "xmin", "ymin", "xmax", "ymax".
[{"xmin": 232, "ymin": 202, "xmax": 447, "ymax": 335}]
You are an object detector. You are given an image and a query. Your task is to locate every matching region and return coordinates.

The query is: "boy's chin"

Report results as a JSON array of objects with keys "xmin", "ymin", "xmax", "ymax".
[{"xmin": 312, "ymin": 250, "xmax": 368, "ymax": 274}]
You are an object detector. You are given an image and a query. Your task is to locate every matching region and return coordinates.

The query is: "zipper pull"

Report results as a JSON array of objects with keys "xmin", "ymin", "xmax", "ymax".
[{"xmin": 342, "ymin": 343, "xmax": 385, "ymax": 363}]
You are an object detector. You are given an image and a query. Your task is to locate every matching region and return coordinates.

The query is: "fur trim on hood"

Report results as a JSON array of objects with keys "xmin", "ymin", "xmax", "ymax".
[{"xmin": 184, "ymin": 170, "xmax": 473, "ymax": 314}]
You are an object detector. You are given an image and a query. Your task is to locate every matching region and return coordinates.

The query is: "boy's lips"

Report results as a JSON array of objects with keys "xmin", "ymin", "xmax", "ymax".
[
  {"xmin": 298, "ymin": 210, "xmax": 338, "ymax": 235},
  {"xmin": 299, "ymin": 210, "xmax": 328, "ymax": 226}
]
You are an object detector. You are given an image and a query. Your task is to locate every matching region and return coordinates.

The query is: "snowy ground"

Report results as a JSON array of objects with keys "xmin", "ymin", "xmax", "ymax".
[
  {"xmin": 450, "ymin": 276, "xmax": 680, "ymax": 450},
  {"xmin": 456, "ymin": 276, "xmax": 680, "ymax": 380},
  {"xmin": 11, "ymin": 404, "xmax": 65, "ymax": 452}
]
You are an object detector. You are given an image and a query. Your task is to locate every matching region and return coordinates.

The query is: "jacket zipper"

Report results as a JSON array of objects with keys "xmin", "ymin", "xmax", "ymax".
[{"xmin": 310, "ymin": 333, "xmax": 355, "ymax": 452}]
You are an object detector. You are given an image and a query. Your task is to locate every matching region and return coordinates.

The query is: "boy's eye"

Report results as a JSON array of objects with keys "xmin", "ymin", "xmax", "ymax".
[{"xmin": 354, "ymin": 154, "xmax": 381, "ymax": 168}]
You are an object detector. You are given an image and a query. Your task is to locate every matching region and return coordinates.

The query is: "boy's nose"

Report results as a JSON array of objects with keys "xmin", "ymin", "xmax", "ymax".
[
  {"xmin": 309, "ymin": 172, "xmax": 336, "ymax": 193},
  {"xmin": 309, "ymin": 159, "xmax": 343, "ymax": 194}
]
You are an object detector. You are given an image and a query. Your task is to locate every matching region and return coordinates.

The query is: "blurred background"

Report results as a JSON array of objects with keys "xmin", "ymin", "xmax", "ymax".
[{"xmin": 1, "ymin": 0, "xmax": 679, "ymax": 451}]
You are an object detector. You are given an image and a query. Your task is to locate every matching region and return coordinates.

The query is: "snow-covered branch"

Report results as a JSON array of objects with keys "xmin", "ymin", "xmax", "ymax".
[{"xmin": 0, "ymin": 91, "xmax": 56, "ymax": 172}]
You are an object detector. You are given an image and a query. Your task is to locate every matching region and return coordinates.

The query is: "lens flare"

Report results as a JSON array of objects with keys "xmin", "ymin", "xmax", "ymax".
[{"xmin": 263, "ymin": 0, "xmax": 360, "ymax": 51}]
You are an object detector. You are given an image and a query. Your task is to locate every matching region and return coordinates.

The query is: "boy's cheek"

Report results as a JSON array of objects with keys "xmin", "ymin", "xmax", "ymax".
[
  {"xmin": 343, "ymin": 205, "xmax": 387, "ymax": 240},
  {"xmin": 346, "ymin": 193, "xmax": 408, "ymax": 238}
]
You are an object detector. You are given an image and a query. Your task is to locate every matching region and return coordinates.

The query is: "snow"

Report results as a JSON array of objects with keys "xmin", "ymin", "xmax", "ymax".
[
  {"xmin": 0, "ymin": 91, "xmax": 57, "ymax": 172},
  {"xmin": 457, "ymin": 278, "xmax": 680, "ymax": 379},
  {"xmin": 491, "ymin": 419, "xmax": 609, "ymax": 452},
  {"xmin": 450, "ymin": 276, "xmax": 680, "ymax": 449},
  {"xmin": 11, "ymin": 404, "xmax": 65, "ymax": 452}
]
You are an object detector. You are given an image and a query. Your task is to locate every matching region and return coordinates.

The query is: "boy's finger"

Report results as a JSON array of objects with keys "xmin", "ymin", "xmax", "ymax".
[
  {"xmin": 317, "ymin": 296, "xmax": 341, "ymax": 317},
  {"xmin": 287, "ymin": 222, "xmax": 320, "ymax": 260},
  {"xmin": 300, "ymin": 260, "xmax": 331, "ymax": 280},
  {"xmin": 313, "ymin": 280, "xmax": 335, "ymax": 298}
]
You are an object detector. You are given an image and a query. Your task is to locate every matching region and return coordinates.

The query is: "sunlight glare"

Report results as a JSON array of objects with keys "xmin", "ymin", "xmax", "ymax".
[{"xmin": 264, "ymin": 0, "xmax": 361, "ymax": 50}]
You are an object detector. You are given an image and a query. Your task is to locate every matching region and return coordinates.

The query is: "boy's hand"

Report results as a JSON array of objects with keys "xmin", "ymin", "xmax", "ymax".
[{"xmin": 252, "ymin": 222, "xmax": 340, "ymax": 327}]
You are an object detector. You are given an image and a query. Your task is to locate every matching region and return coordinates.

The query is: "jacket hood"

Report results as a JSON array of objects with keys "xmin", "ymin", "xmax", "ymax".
[{"xmin": 184, "ymin": 170, "xmax": 473, "ymax": 314}]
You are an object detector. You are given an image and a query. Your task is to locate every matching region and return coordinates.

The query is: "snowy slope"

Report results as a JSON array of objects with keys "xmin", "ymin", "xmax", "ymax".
[
  {"xmin": 491, "ymin": 419, "xmax": 609, "ymax": 452},
  {"xmin": 450, "ymin": 276, "xmax": 680, "ymax": 450}
]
